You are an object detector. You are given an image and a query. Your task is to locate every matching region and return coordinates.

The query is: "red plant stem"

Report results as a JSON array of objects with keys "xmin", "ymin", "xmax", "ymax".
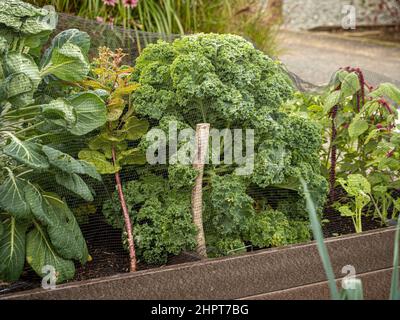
[
  {"xmin": 356, "ymin": 68, "xmax": 365, "ymax": 107},
  {"xmin": 378, "ymin": 98, "xmax": 393, "ymax": 114},
  {"xmin": 356, "ymin": 92, "xmax": 361, "ymax": 113},
  {"xmin": 387, "ymin": 149, "xmax": 395, "ymax": 158},
  {"xmin": 329, "ymin": 105, "xmax": 339, "ymax": 204},
  {"xmin": 112, "ymin": 146, "xmax": 137, "ymax": 272}
]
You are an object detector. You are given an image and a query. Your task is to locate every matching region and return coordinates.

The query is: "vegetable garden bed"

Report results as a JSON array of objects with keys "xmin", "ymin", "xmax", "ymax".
[
  {"xmin": 1, "ymin": 1, "xmax": 399, "ymax": 301},
  {"xmin": 1, "ymin": 227, "xmax": 396, "ymax": 300}
]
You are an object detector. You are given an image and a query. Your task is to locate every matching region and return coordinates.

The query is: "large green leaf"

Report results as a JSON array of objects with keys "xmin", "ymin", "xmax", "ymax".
[
  {"xmin": 42, "ymin": 194, "xmax": 89, "ymax": 263},
  {"xmin": 88, "ymin": 135, "xmax": 128, "ymax": 159},
  {"xmin": 42, "ymin": 145, "xmax": 83, "ymax": 174},
  {"xmin": 42, "ymin": 99, "xmax": 77, "ymax": 130},
  {"xmin": 348, "ymin": 116, "xmax": 368, "ymax": 140},
  {"xmin": 340, "ymin": 72, "xmax": 360, "ymax": 99},
  {"xmin": 117, "ymin": 148, "xmax": 147, "ymax": 165},
  {"xmin": 24, "ymin": 191, "xmax": 89, "ymax": 264},
  {"xmin": 23, "ymin": 182, "xmax": 47, "ymax": 222},
  {"xmin": 3, "ymin": 52, "xmax": 41, "ymax": 88},
  {"xmin": 0, "ymin": 0, "xmax": 56, "ymax": 35},
  {"xmin": 338, "ymin": 174, "xmax": 371, "ymax": 196},
  {"xmin": 42, "ymin": 145, "xmax": 101, "ymax": 181},
  {"xmin": 41, "ymin": 29, "xmax": 90, "ymax": 68},
  {"xmin": 3, "ymin": 133, "xmax": 49, "ymax": 170},
  {"xmin": 0, "ymin": 169, "xmax": 31, "ymax": 219},
  {"xmin": 370, "ymin": 83, "xmax": 400, "ymax": 104},
  {"xmin": 55, "ymin": 171, "xmax": 94, "ymax": 202},
  {"xmin": 40, "ymin": 42, "xmax": 89, "ymax": 82},
  {"xmin": 3, "ymin": 72, "xmax": 33, "ymax": 98},
  {"xmin": 68, "ymin": 92, "xmax": 107, "ymax": 136},
  {"xmin": 2, "ymin": 52, "xmax": 41, "ymax": 107},
  {"xmin": 0, "ymin": 217, "xmax": 28, "ymax": 281},
  {"xmin": 26, "ymin": 223, "xmax": 75, "ymax": 284},
  {"xmin": 119, "ymin": 116, "xmax": 149, "ymax": 141},
  {"xmin": 78, "ymin": 160, "xmax": 102, "ymax": 181},
  {"xmin": 19, "ymin": 8, "xmax": 57, "ymax": 36},
  {"xmin": 323, "ymin": 91, "xmax": 341, "ymax": 114},
  {"xmin": 78, "ymin": 149, "xmax": 120, "ymax": 174}
]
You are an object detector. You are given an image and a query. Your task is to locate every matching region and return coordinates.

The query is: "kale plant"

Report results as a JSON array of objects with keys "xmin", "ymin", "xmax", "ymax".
[
  {"xmin": 103, "ymin": 33, "xmax": 328, "ymax": 260},
  {"xmin": 0, "ymin": 1, "xmax": 107, "ymax": 282},
  {"xmin": 103, "ymin": 174, "xmax": 197, "ymax": 265}
]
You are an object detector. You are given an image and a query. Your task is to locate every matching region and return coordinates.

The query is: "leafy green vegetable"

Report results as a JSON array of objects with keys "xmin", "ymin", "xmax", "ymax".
[
  {"xmin": 26, "ymin": 223, "xmax": 75, "ymax": 284},
  {"xmin": 370, "ymin": 83, "xmax": 400, "ymax": 104},
  {"xmin": 337, "ymin": 174, "xmax": 371, "ymax": 233},
  {"xmin": 93, "ymin": 34, "xmax": 327, "ymax": 263},
  {"xmin": 40, "ymin": 42, "xmax": 90, "ymax": 81},
  {"xmin": 0, "ymin": 1, "xmax": 104, "ymax": 283},
  {"xmin": 3, "ymin": 133, "xmax": 49, "ymax": 170},
  {"xmin": 77, "ymin": 47, "xmax": 149, "ymax": 271},
  {"xmin": 0, "ymin": 169, "xmax": 31, "ymax": 219},
  {"xmin": 285, "ymin": 68, "xmax": 400, "ymax": 227},
  {"xmin": 103, "ymin": 174, "xmax": 196, "ymax": 265},
  {"xmin": 124, "ymin": 33, "xmax": 328, "ymax": 257},
  {"xmin": 78, "ymin": 149, "xmax": 120, "ymax": 174},
  {"xmin": 0, "ymin": 0, "xmax": 57, "ymax": 55},
  {"xmin": 41, "ymin": 28, "xmax": 90, "ymax": 68},
  {"xmin": 0, "ymin": 217, "xmax": 28, "ymax": 281},
  {"xmin": 66, "ymin": 92, "xmax": 107, "ymax": 135},
  {"xmin": 348, "ymin": 116, "xmax": 368, "ymax": 140}
]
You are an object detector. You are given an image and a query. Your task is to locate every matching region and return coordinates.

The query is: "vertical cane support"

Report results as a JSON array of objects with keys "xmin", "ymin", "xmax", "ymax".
[{"xmin": 191, "ymin": 123, "xmax": 210, "ymax": 259}]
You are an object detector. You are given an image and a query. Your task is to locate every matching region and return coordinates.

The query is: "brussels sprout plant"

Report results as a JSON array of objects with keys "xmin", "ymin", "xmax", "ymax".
[{"xmin": 0, "ymin": 1, "xmax": 107, "ymax": 283}]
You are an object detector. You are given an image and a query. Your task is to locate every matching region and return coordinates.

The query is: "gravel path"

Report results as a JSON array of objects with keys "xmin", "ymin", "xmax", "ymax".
[{"xmin": 278, "ymin": 31, "xmax": 400, "ymax": 87}]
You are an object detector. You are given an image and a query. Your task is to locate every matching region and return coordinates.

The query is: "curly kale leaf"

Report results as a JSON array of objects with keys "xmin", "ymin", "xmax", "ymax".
[
  {"xmin": 243, "ymin": 209, "xmax": 290, "ymax": 248},
  {"xmin": 203, "ymin": 174, "xmax": 254, "ymax": 237},
  {"xmin": 243, "ymin": 210, "xmax": 311, "ymax": 248},
  {"xmin": 168, "ymin": 164, "xmax": 198, "ymax": 190},
  {"xmin": 103, "ymin": 174, "xmax": 196, "ymax": 265},
  {"xmin": 205, "ymin": 234, "xmax": 246, "ymax": 258},
  {"xmin": 132, "ymin": 34, "xmax": 294, "ymax": 127}
]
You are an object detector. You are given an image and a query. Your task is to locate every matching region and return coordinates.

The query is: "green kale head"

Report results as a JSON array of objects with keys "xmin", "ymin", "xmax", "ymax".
[
  {"xmin": 105, "ymin": 34, "xmax": 328, "ymax": 261},
  {"xmin": 132, "ymin": 33, "xmax": 293, "ymax": 127}
]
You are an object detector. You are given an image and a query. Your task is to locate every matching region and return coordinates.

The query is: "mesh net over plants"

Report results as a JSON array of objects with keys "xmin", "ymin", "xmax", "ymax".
[{"xmin": 1, "ymin": 3, "xmax": 399, "ymax": 295}]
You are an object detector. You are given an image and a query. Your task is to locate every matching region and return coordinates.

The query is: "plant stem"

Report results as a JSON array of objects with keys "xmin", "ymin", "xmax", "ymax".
[
  {"xmin": 111, "ymin": 146, "xmax": 137, "ymax": 272},
  {"xmin": 2, "ymin": 105, "xmax": 40, "ymax": 117},
  {"xmin": 370, "ymin": 194, "xmax": 384, "ymax": 224},
  {"xmin": 329, "ymin": 105, "xmax": 339, "ymax": 204},
  {"xmin": 16, "ymin": 121, "xmax": 45, "ymax": 136}
]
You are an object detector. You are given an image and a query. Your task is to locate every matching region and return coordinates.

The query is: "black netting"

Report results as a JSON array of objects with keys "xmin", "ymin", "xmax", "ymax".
[{"xmin": 1, "ymin": 12, "xmax": 399, "ymax": 296}]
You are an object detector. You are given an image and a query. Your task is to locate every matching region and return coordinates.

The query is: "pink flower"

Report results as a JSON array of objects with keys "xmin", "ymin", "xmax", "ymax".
[
  {"xmin": 96, "ymin": 16, "xmax": 105, "ymax": 23},
  {"xmin": 102, "ymin": 0, "xmax": 118, "ymax": 6},
  {"xmin": 122, "ymin": 0, "xmax": 138, "ymax": 8}
]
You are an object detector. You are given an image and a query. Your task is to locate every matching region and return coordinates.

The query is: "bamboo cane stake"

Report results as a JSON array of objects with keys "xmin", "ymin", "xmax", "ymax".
[{"xmin": 191, "ymin": 123, "xmax": 210, "ymax": 259}]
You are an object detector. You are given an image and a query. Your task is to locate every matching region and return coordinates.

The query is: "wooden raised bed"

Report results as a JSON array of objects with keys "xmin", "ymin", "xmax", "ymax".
[{"xmin": 1, "ymin": 227, "xmax": 396, "ymax": 300}]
